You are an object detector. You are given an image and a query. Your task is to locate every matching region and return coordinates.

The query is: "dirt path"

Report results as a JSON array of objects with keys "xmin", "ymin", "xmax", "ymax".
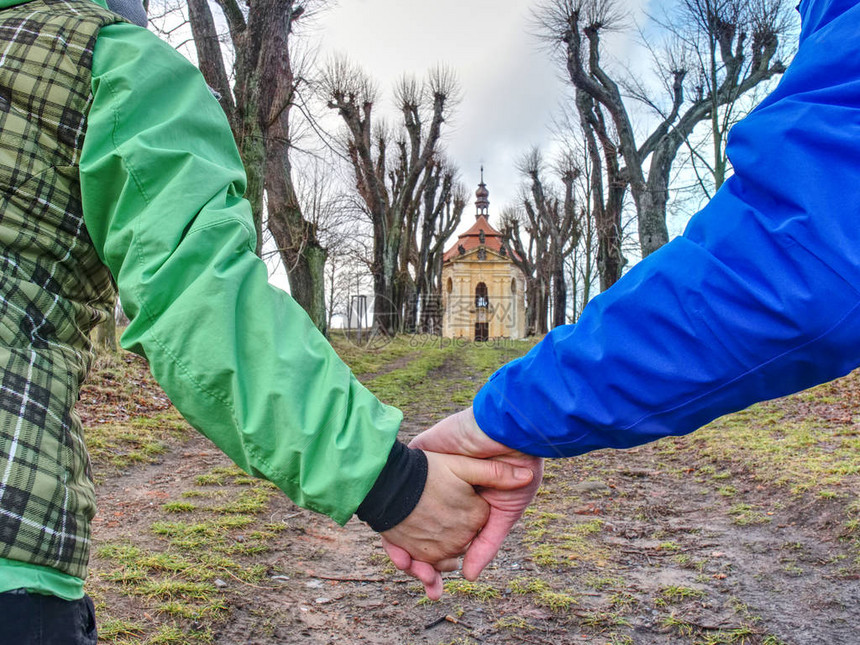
[
  {"xmin": 87, "ymin": 350, "xmax": 860, "ymax": 645},
  {"xmin": 533, "ymin": 445, "xmax": 860, "ymax": 644}
]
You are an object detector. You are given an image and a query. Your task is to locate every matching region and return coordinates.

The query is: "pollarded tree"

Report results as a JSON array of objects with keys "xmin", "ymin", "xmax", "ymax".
[
  {"xmin": 320, "ymin": 59, "xmax": 459, "ymax": 335},
  {"xmin": 663, "ymin": 0, "xmax": 795, "ymax": 206},
  {"xmin": 518, "ymin": 148, "xmax": 583, "ymax": 329},
  {"xmin": 539, "ymin": 0, "xmax": 795, "ymax": 258},
  {"xmin": 411, "ymin": 159, "xmax": 466, "ymax": 334}
]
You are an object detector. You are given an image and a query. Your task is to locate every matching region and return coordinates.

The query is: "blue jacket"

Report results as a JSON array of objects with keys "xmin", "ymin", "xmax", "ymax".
[{"xmin": 474, "ymin": 0, "xmax": 860, "ymax": 457}]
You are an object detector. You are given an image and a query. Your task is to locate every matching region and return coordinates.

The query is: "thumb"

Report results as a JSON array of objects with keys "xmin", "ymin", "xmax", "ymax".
[{"xmin": 446, "ymin": 455, "xmax": 534, "ymax": 490}]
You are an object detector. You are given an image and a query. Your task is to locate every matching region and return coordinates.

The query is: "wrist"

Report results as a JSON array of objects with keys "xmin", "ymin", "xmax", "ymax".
[{"xmin": 356, "ymin": 441, "xmax": 428, "ymax": 532}]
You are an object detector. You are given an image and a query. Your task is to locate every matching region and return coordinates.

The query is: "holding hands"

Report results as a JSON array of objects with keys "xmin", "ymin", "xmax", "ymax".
[{"xmin": 380, "ymin": 408, "xmax": 544, "ymax": 597}]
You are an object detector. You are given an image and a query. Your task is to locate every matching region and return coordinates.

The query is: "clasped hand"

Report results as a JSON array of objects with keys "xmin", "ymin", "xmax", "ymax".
[{"xmin": 380, "ymin": 408, "xmax": 544, "ymax": 598}]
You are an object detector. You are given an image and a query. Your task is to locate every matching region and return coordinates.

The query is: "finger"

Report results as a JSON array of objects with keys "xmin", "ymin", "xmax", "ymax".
[
  {"xmin": 461, "ymin": 507, "xmax": 520, "ymax": 580},
  {"xmin": 381, "ymin": 538, "xmax": 443, "ymax": 599},
  {"xmin": 409, "ymin": 425, "xmax": 460, "ymax": 453},
  {"xmin": 434, "ymin": 557, "xmax": 460, "ymax": 572},
  {"xmin": 407, "ymin": 561, "xmax": 444, "ymax": 599},
  {"xmin": 448, "ymin": 455, "xmax": 534, "ymax": 490},
  {"xmin": 380, "ymin": 536, "xmax": 413, "ymax": 571},
  {"xmin": 422, "ymin": 569, "xmax": 444, "ymax": 600}
]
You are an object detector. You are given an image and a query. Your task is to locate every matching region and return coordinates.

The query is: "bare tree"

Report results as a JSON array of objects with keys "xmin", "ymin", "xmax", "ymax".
[
  {"xmin": 568, "ymin": 138, "xmax": 599, "ymax": 319},
  {"xmin": 500, "ymin": 206, "xmax": 547, "ymax": 336},
  {"xmin": 519, "ymin": 148, "xmax": 583, "ymax": 329},
  {"xmin": 320, "ymin": 59, "xmax": 459, "ymax": 335},
  {"xmin": 539, "ymin": 0, "xmax": 795, "ymax": 259},
  {"xmin": 169, "ymin": 0, "xmax": 330, "ymax": 332},
  {"xmin": 324, "ymin": 244, "xmax": 366, "ymax": 334},
  {"xmin": 665, "ymin": 0, "xmax": 794, "ymax": 210},
  {"xmin": 409, "ymin": 159, "xmax": 466, "ymax": 334}
]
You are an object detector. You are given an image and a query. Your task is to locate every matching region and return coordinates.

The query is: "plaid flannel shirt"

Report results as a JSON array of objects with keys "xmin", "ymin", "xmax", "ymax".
[{"xmin": 0, "ymin": 0, "xmax": 120, "ymax": 579}]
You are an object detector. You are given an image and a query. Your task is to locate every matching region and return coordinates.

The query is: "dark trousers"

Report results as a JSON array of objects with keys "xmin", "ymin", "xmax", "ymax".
[{"xmin": 1, "ymin": 589, "xmax": 97, "ymax": 645}]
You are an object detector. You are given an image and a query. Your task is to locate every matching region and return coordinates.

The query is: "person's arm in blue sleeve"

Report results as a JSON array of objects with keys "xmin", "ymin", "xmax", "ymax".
[{"xmin": 473, "ymin": 0, "xmax": 860, "ymax": 457}]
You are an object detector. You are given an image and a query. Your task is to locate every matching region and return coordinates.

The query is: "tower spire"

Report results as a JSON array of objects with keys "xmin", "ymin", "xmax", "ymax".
[{"xmin": 475, "ymin": 167, "xmax": 489, "ymax": 218}]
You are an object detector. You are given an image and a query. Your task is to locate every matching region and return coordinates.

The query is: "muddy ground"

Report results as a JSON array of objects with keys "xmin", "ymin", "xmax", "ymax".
[{"xmin": 83, "ymin": 344, "xmax": 860, "ymax": 645}]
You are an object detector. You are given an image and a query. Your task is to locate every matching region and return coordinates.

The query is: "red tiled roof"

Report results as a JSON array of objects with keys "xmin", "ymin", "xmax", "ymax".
[{"xmin": 443, "ymin": 215, "xmax": 513, "ymax": 263}]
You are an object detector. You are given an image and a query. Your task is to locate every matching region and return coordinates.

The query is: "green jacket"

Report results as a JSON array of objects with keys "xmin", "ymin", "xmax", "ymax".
[{"xmin": 0, "ymin": 0, "xmax": 401, "ymax": 599}]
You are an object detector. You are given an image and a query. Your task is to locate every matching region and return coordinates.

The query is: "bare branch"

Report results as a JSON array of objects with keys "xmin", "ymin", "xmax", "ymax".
[{"xmin": 212, "ymin": 0, "xmax": 246, "ymax": 36}]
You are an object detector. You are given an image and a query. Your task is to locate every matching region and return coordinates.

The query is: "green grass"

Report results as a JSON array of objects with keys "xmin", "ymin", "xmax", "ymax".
[
  {"xmin": 97, "ymin": 617, "xmax": 146, "ymax": 641},
  {"xmin": 328, "ymin": 334, "xmax": 422, "ymax": 377},
  {"xmin": 362, "ymin": 345, "xmax": 457, "ymax": 407},
  {"xmin": 334, "ymin": 334, "xmax": 536, "ymax": 408},
  {"xmin": 690, "ymin": 383, "xmax": 860, "ymax": 496},
  {"xmin": 521, "ymin": 509, "xmax": 606, "ymax": 568},
  {"xmin": 495, "ymin": 616, "xmax": 533, "ymax": 631},
  {"xmin": 580, "ymin": 611, "xmax": 630, "ymax": 629},
  {"xmin": 508, "ymin": 576, "xmax": 578, "ymax": 611},
  {"xmin": 87, "ymin": 410, "xmax": 188, "ymax": 471},
  {"xmin": 697, "ymin": 626, "xmax": 759, "ymax": 644},
  {"xmin": 443, "ymin": 579, "xmax": 500, "ymax": 601},
  {"xmin": 660, "ymin": 585, "xmax": 706, "ymax": 603},
  {"xmin": 93, "ymin": 458, "xmax": 285, "ymax": 643},
  {"xmin": 728, "ymin": 503, "xmax": 771, "ymax": 526},
  {"xmin": 81, "ymin": 352, "xmax": 191, "ymax": 475}
]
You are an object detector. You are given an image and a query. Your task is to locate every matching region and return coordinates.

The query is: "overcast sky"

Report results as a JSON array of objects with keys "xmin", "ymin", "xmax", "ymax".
[{"xmin": 309, "ymin": 0, "xmax": 647, "ymax": 225}]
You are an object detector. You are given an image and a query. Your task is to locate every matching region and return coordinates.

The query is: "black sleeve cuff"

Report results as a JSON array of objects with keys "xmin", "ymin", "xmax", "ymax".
[{"xmin": 356, "ymin": 440, "xmax": 428, "ymax": 532}]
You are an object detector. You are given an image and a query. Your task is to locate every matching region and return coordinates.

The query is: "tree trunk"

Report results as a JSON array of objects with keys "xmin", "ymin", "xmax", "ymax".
[
  {"xmin": 326, "ymin": 255, "xmax": 337, "ymax": 334},
  {"xmin": 265, "ymin": 125, "xmax": 328, "ymax": 333},
  {"xmin": 577, "ymin": 91, "xmax": 625, "ymax": 291},
  {"xmin": 238, "ymin": 110, "xmax": 266, "ymax": 257},
  {"xmin": 371, "ymin": 218, "xmax": 403, "ymax": 335},
  {"xmin": 399, "ymin": 270, "xmax": 417, "ymax": 333},
  {"xmin": 638, "ymin": 147, "xmax": 673, "ymax": 257},
  {"xmin": 373, "ymin": 273, "xmax": 397, "ymax": 336},
  {"xmin": 267, "ymin": 197, "xmax": 328, "ymax": 333},
  {"xmin": 419, "ymin": 252, "xmax": 445, "ymax": 334},
  {"xmin": 525, "ymin": 278, "xmax": 539, "ymax": 337},
  {"xmin": 535, "ymin": 278, "xmax": 549, "ymax": 336},
  {"xmin": 552, "ymin": 265, "xmax": 566, "ymax": 328},
  {"xmin": 186, "ymin": 0, "xmax": 234, "ymax": 118}
]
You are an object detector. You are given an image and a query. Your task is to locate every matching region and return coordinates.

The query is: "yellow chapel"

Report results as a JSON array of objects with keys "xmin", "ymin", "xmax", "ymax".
[{"xmin": 441, "ymin": 172, "xmax": 527, "ymax": 341}]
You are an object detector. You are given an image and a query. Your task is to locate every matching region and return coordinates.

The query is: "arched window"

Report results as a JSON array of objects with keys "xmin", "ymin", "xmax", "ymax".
[
  {"xmin": 475, "ymin": 282, "xmax": 489, "ymax": 308},
  {"xmin": 510, "ymin": 278, "xmax": 517, "ymax": 294},
  {"xmin": 446, "ymin": 277, "xmax": 453, "ymax": 293}
]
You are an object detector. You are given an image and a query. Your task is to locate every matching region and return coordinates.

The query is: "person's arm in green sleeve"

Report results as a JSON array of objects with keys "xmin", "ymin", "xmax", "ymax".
[
  {"xmin": 79, "ymin": 22, "xmax": 400, "ymax": 523},
  {"xmin": 77, "ymin": 24, "xmax": 538, "ymax": 587}
]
